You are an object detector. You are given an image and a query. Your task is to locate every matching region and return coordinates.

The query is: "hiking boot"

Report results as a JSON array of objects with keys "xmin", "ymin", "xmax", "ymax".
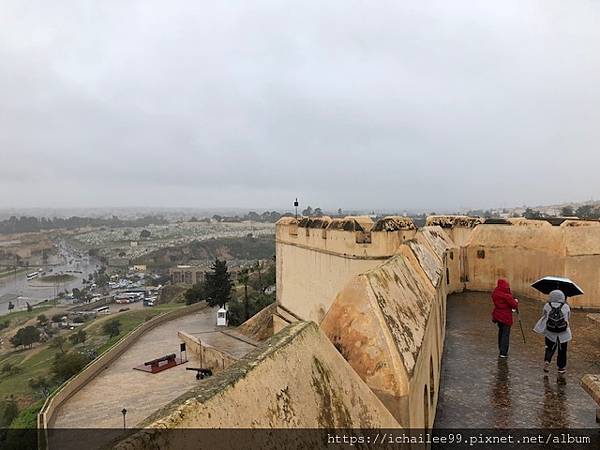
[
  {"xmin": 543, "ymin": 361, "xmax": 550, "ymax": 373},
  {"xmin": 558, "ymin": 367, "xmax": 567, "ymax": 374},
  {"xmin": 499, "ymin": 354, "xmax": 508, "ymax": 358}
]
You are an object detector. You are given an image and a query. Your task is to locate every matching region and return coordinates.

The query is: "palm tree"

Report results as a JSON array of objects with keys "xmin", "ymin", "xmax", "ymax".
[
  {"xmin": 253, "ymin": 261, "xmax": 263, "ymax": 292},
  {"xmin": 237, "ymin": 268, "xmax": 250, "ymax": 321}
]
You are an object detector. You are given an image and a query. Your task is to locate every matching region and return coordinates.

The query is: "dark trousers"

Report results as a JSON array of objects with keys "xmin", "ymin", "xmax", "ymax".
[
  {"xmin": 497, "ymin": 322, "xmax": 511, "ymax": 356},
  {"xmin": 544, "ymin": 337, "xmax": 568, "ymax": 369}
]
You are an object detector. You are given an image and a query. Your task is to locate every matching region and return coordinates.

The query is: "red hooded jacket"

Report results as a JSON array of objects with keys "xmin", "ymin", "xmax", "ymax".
[{"xmin": 492, "ymin": 279, "xmax": 519, "ymax": 325}]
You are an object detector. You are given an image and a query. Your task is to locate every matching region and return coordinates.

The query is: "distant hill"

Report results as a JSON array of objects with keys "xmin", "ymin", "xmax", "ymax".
[{"xmin": 133, "ymin": 234, "xmax": 275, "ymax": 268}]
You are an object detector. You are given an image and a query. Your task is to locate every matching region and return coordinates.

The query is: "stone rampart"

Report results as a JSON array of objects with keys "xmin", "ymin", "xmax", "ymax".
[
  {"xmin": 276, "ymin": 216, "xmax": 417, "ymax": 322},
  {"xmin": 320, "ymin": 228, "xmax": 454, "ymax": 428},
  {"xmin": 113, "ymin": 322, "xmax": 399, "ymax": 449},
  {"xmin": 38, "ymin": 303, "xmax": 208, "ymax": 436},
  {"xmin": 177, "ymin": 331, "xmax": 238, "ymax": 373}
]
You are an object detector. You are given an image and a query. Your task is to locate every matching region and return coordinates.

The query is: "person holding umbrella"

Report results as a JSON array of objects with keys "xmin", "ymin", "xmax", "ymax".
[
  {"xmin": 531, "ymin": 276, "xmax": 583, "ymax": 374},
  {"xmin": 491, "ymin": 279, "xmax": 519, "ymax": 358},
  {"xmin": 533, "ymin": 290, "xmax": 572, "ymax": 374}
]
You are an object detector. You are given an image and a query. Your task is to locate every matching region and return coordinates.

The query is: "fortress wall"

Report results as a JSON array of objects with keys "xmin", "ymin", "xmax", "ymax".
[
  {"xmin": 464, "ymin": 222, "xmax": 564, "ymax": 301},
  {"xmin": 414, "ymin": 226, "xmax": 462, "ymax": 294},
  {"xmin": 426, "ymin": 216, "xmax": 482, "ymax": 247},
  {"xmin": 320, "ymin": 233, "xmax": 450, "ymax": 428},
  {"xmin": 560, "ymin": 221, "xmax": 600, "ymax": 309},
  {"xmin": 115, "ymin": 322, "xmax": 399, "ymax": 449},
  {"xmin": 276, "ymin": 241, "xmax": 383, "ymax": 322},
  {"xmin": 276, "ymin": 217, "xmax": 416, "ymax": 323},
  {"xmin": 461, "ymin": 219, "xmax": 600, "ymax": 308}
]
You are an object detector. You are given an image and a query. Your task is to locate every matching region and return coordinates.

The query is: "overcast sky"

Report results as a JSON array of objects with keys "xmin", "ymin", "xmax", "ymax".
[{"xmin": 1, "ymin": 1, "xmax": 599, "ymax": 212}]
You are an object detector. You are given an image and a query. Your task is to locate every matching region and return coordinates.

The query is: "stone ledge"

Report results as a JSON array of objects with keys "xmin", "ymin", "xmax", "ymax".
[
  {"xmin": 587, "ymin": 313, "xmax": 600, "ymax": 324},
  {"xmin": 581, "ymin": 374, "xmax": 600, "ymax": 404}
]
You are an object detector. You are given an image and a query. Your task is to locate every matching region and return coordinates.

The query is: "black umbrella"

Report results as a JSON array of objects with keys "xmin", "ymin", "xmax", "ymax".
[{"xmin": 531, "ymin": 276, "xmax": 584, "ymax": 297}]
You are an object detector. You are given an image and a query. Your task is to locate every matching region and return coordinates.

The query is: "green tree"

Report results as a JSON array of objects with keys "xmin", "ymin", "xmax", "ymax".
[
  {"xmin": 523, "ymin": 208, "xmax": 543, "ymax": 219},
  {"xmin": 140, "ymin": 229, "xmax": 151, "ymax": 239},
  {"xmin": 237, "ymin": 268, "xmax": 250, "ymax": 322},
  {"xmin": 575, "ymin": 204, "xmax": 599, "ymax": 219},
  {"xmin": 10, "ymin": 326, "xmax": 41, "ymax": 349},
  {"xmin": 0, "ymin": 396, "xmax": 19, "ymax": 428},
  {"xmin": 37, "ymin": 314, "xmax": 48, "ymax": 327},
  {"xmin": 252, "ymin": 261, "xmax": 263, "ymax": 292},
  {"xmin": 28, "ymin": 376, "xmax": 52, "ymax": 397},
  {"xmin": 184, "ymin": 281, "xmax": 205, "ymax": 305},
  {"xmin": 51, "ymin": 313, "xmax": 64, "ymax": 323},
  {"xmin": 560, "ymin": 206, "xmax": 574, "ymax": 217},
  {"xmin": 50, "ymin": 335, "xmax": 67, "ymax": 354},
  {"xmin": 204, "ymin": 259, "xmax": 232, "ymax": 307},
  {"xmin": 228, "ymin": 292, "xmax": 275, "ymax": 326},
  {"xmin": 302, "ymin": 206, "xmax": 313, "ymax": 216},
  {"xmin": 69, "ymin": 329, "xmax": 87, "ymax": 345},
  {"xmin": 51, "ymin": 352, "xmax": 92, "ymax": 382},
  {"xmin": 102, "ymin": 319, "xmax": 121, "ymax": 338}
]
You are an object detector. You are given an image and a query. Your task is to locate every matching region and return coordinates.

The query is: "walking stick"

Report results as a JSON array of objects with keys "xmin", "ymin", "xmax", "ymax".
[{"xmin": 516, "ymin": 310, "xmax": 526, "ymax": 344}]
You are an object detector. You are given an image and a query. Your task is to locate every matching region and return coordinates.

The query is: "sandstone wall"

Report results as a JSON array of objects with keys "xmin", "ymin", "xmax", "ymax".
[
  {"xmin": 177, "ymin": 331, "xmax": 237, "ymax": 373},
  {"xmin": 276, "ymin": 216, "xmax": 416, "ymax": 323},
  {"xmin": 235, "ymin": 302, "xmax": 276, "ymax": 342},
  {"xmin": 114, "ymin": 322, "xmax": 399, "ymax": 450},
  {"xmin": 461, "ymin": 219, "xmax": 600, "ymax": 308},
  {"xmin": 320, "ymin": 227, "xmax": 455, "ymax": 428}
]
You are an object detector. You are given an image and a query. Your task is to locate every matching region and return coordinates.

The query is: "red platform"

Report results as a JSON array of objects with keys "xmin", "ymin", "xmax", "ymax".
[{"xmin": 133, "ymin": 357, "xmax": 188, "ymax": 374}]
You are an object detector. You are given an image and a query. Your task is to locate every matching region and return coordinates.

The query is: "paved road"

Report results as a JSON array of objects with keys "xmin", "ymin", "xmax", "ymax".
[
  {"xmin": 0, "ymin": 240, "xmax": 100, "ymax": 315},
  {"xmin": 51, "ymin": 307, "xmax": 256, "ymax": 430},
  {"xmin": 436, "ymin": 292, "xmax": 600, "ymax": 428}
]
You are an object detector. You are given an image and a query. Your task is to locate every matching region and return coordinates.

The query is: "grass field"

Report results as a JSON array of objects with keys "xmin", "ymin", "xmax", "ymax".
[
  {"xmin": 38, "ymin": 274, "xmax": 76, "ymax": 283},
  {"xmin": 0, "ymin": 267, "xmax": 28, "ymax": 280},
  {"xmin": 0, "ymin": 306, "xmax": 52, "ymax": 330}
]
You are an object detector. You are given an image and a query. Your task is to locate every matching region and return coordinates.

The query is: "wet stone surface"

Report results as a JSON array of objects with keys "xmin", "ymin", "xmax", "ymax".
[{"xmin": 436, "ymin": 292, "xmax": 600, "ymax": 428}]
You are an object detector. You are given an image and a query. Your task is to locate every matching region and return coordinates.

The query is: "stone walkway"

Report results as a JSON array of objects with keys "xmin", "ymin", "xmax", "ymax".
[
  {"xmin": 436, "ymin": 292, "xmax": 600, "ymax": 428},
  {"xmin": 52, "ymin": 307, "xmax": 256, "ymax": 429}
]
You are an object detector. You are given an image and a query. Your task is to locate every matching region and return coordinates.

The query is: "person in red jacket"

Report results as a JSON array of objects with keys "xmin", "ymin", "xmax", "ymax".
[{"xmin": 492, "ymin": 279, "xmax": 519, "ymax": 358}]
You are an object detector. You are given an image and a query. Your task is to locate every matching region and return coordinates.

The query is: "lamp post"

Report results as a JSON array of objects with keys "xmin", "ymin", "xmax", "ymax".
[
  {"xmin": 294, "ymin": 198, "xmax": 299, "ymax": 219},
  {"xmin": 121, "ymin": 408, "xmax": 127, "ymax": 430}
]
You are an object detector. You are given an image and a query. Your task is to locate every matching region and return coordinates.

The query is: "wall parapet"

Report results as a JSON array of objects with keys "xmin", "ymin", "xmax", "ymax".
[
  {"xmin": 113, "ymin": 321, "xmax": 399, "ymax": 449},
  {"xmin": 276, "ymin": 215, "xmax": 416, "ymax": 259},
  {"xmin": 177, "ymin": 331, "xmax": 238, "ymax": 373}
]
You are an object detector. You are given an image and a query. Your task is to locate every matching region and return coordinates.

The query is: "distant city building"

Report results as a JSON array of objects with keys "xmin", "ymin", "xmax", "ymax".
[{"xmin": 170, "ymin": 265, "xmax": 204, "ymax": 285}]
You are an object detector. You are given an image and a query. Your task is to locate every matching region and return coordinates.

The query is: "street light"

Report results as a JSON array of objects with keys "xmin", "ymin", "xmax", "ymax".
[{"xmin": 121, "ymin": 408, "xmax": 127, "ymax": 430}]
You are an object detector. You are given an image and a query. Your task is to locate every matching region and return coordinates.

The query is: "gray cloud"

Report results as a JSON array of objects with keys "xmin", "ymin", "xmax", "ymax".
[{"xmin": 1, "ymin": 0, "xmax": 599, "ymax": 211}]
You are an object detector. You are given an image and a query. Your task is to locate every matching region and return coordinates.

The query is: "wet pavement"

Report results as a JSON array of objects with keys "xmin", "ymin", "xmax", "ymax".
[{"xmin": 436, "ymin": 292, "xmax": 600, "ymax": 428}]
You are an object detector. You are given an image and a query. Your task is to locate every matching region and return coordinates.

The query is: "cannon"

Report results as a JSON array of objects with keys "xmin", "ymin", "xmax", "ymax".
[
  {"xmin": 144, "ymin": 353, "xmax": 176, "ymax": 368},
  {"xmin": 186, "ymin": 367, "xmax": 213, "ymax": 380}
]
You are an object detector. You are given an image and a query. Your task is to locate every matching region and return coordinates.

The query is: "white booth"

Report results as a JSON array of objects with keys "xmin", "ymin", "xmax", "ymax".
[{"xmin": 216, "ymin": 306, "xmax": 228, "ymax": 327}]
